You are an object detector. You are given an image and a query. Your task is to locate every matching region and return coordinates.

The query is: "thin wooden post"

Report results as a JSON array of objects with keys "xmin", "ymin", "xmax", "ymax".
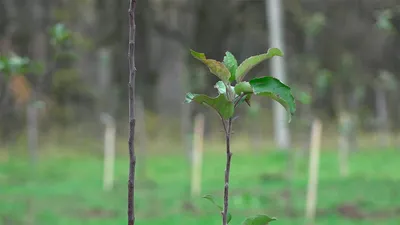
[
  {"xmin": 100, "ymin": 113, "xmax": 116, "ymax": 191},
  {"xmin": 305, "ymin": 118, "xmax": 323, "ymax": 225},
  {"xmin": 27, "ymin": 101, "xmax": 38, "ymax": 165},
  {"xmin": 338, "ymin": 112, "xmax": 350, "ymax": 177},
  {"xmin": 191, "ymin": 113, "xmax": 205, "ymax": 197}
]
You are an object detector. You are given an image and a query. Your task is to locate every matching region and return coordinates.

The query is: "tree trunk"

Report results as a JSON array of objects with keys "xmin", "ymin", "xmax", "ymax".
[
  {"xmin": 266, "ymin": 0, "xmax": 290, "ymax": 150},
  {"xmin": 27, "ymin": 0, "xmax": 47, "ymax": 165}
]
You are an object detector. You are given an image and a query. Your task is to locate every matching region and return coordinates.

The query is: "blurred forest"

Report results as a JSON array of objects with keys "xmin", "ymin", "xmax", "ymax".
[{"xmin": 0, "ymin": 0, "xmax": 400, "ymax": 152}]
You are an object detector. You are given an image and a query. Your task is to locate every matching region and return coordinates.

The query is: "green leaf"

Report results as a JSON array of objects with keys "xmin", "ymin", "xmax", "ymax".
[
  {"xmin": 234, "ymin": 82, "xmax": 253, "ymax": 95},
  {"xmin": 185, "ymin": 93, "xmax": 234, "ymax": 119},
  {"xmin": 242, "ymin": 215, "xmax": 276, "ymax": 225},
  {"xmin": 190, "ymin": 50, "xmax": 206, "ymax": 61},
  {"xmin": 202, "ymin": 195, "xmax": 232, "ymax": 224},
  {"xmin": 214, "ymin": 81, "xmax": 227, "ymax": 94},
  {"xmin": 214, "ymin": 81, "xmax": 236, "ymax": 101},
  {"xmin": 223, "ymin": 51, "xmax": 238, "ymax": 82},
  {"xmin": 51, "ymin": 23, "xmax": 69, "ymax": 41},
  {"xmin": 190, "ymin": 49, "xmax": 231, "ymax": 82},
  {"xmin": 249, "ymin": 76, "xmax": 296, "ymax": 122},
  {"xmin": 235, "ymin": 48, "xmax": 283, "ymax": 82},
  {"xmin": 376, "ymin": 10, "xmax": 394, "ymax": 31},
  {"xmin": 202, "ymin": 195, "xmax": 222, "ymax": 211},
  {"xmin": 7, "ymin": 54, "xmax": 30, "ymax": 74}
]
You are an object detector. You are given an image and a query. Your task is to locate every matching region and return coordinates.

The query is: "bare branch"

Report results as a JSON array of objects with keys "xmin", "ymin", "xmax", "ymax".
[{"xmin": 127, "ymin": 0, "xmax": 138, "ymax": 225}]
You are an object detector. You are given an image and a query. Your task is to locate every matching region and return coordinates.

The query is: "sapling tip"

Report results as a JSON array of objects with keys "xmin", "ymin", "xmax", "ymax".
[{"xmin": 185, "ymin": 49, "xmax": 296, "ymax": 225}]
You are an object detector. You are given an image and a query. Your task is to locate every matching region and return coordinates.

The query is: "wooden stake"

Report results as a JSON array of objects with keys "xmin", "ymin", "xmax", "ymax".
[
  {"xmin": 27, "ymin": 101, "xmax": 38, "ymax": 165},
  {"xmin": 338, "ymin": 112, "xmax": 350, "ymax": 177},
  {"xmin": 305, "ymin": 118, "xmax": 322, "ymax": 225},
  {"xmin": 191, "ymin": 113, "xmax": 205, "ymax": 197},
  {"xmin": 101, "ymin": 113, "xmax": 116, "ymax": 191}
]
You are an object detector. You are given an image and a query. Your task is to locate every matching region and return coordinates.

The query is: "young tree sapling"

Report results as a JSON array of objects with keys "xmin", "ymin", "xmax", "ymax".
[{"xmin": 185, "ymin": 48, "xmax": 296, "ymax": 225}]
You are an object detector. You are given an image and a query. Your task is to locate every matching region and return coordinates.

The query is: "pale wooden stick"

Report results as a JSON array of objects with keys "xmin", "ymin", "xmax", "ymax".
[
  {"xmin": 101, "ymin": 113, "xmax": 116, "ymax": 191},
  {"xmin": 338, "ymin": 112, "xmax": 350, "ymax": 177},
  {"xmin": 305, "ymin": 118, "xmax": 323, "ymax": 225},
  {"xmin": 191, "ymin": 113, "xmax": 205, "ymax": 197}
]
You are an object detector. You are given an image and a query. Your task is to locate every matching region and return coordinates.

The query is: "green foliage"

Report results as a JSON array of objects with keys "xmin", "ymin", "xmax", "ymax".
[
  {"xmin": 0, "ymin": 54, "xmax": 30, "ymax": 77},
  {"xmin": 235, "ymin": 48, "xmax": 283, "ymax": 82},
  {"xmin": 185, "ymin": 93, "xmax": 234, "ymax": 119},
  {"xmin": 214, "ymin": 81, "xmax": 227, "ymax": 94},
  {"xmin": 203, "ymin": 195, "xmax": 232, "ymax": 224},
  {"xmin": 190, "ymin": 49, "xmax": 231, "ymax": 82},
  {"xmin": 234, "ymin": 82, "xmax": 253, "ymax": 95},
  {"xmin": 242, "ymin": 215, "xmax": 276, "ymax": 225},
  {"xmin": 249, "ymin": 77, "xmax": 296, "ymax": 122},
  {"xmin": 0, "ymin": 23, "xmax": 73, "ymax": 79},
  {"xmin": 186, "ymin": 48, "xmax": 294, "ymax": 120},
  {"xmin": 223, "ymin": 51, "xmax": 238, "ymax": 82},
  {"xmin": 376, "ymin": 9, "xmax": 394, "ymax": 31},
  {"xmin": 50, "ymin": 23, "xmax": 72, "ymax": 47}
]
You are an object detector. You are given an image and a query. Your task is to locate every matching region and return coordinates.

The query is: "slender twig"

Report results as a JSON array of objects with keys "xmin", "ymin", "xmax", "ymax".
[
  {"xmin": 234, "ymin": 93, "xmax": 246, "ymax": 108},
  {"xmin": 222, "ymin": 117, "xmax": 233, "ymax": 225},
  {"xmin": 220, "ymin": 92, "xmax": 246, "ymax": 225},
  {"xmin": 218, "ymin": 114, "xmax": 228, "ymax": 134},
  {"xmin": 127, "ymin": 1, "xmax": 137, "ymax": 225}
]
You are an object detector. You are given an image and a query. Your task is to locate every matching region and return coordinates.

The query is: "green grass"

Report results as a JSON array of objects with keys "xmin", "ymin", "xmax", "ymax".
[{"xmin": 1, "ymin": 148, "xmax": 400, "ymax": 225}]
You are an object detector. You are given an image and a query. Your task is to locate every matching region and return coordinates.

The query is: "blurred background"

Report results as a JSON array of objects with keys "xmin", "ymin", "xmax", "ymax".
[{"xmin": 1, "ymin": 0, "xmax": 400, "ymax": 224}]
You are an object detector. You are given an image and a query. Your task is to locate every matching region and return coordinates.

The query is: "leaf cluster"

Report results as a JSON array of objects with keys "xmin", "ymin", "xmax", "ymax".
[
  {"xmin": 0, "ymin": 54, "xmax": 30, "ymax": 77},
  {"xmin": 0, "ymin": 23, "xmax": 74, "ymax": 79},
  {"xmin": 185, "ymin": 48, "xmax": 296, "ymax": 122}
]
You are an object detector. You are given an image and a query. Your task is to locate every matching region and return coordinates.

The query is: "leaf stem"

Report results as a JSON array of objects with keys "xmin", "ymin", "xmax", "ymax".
[
  {"xmin": 222, "ymin": 117, "xmax": 233, "ymax": 225},
  {"xmin": 234, "ymin": 93, "xmax": 246, "ymax": 108}
]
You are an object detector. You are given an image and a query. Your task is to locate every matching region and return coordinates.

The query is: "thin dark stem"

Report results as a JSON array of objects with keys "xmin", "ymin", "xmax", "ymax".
[
  {"xmin": 234, "ymin": 93, "xmax": 246, "ymax": 108},
  {"xmin": 222, "ymin": 117, "xmax": 233, "ymax": 225},
  {"xmin": 127, "ymin": 1, "xmax": 137, "ymax": 225},
  {"xmin": 219, "ymin": 114, "xmax": 228, "ymax": 134}
]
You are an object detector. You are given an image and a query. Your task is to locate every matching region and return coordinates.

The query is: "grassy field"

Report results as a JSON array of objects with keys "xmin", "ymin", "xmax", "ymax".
[{"xmin": 1, "ymin": 148, "xmax": 400, "ymax": 225}]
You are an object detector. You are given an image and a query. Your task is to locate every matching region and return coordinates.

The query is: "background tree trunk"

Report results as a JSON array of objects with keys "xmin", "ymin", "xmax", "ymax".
[{"xmin": 266, "ymin": 0, "xmax": 291, "ymax": 150}]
